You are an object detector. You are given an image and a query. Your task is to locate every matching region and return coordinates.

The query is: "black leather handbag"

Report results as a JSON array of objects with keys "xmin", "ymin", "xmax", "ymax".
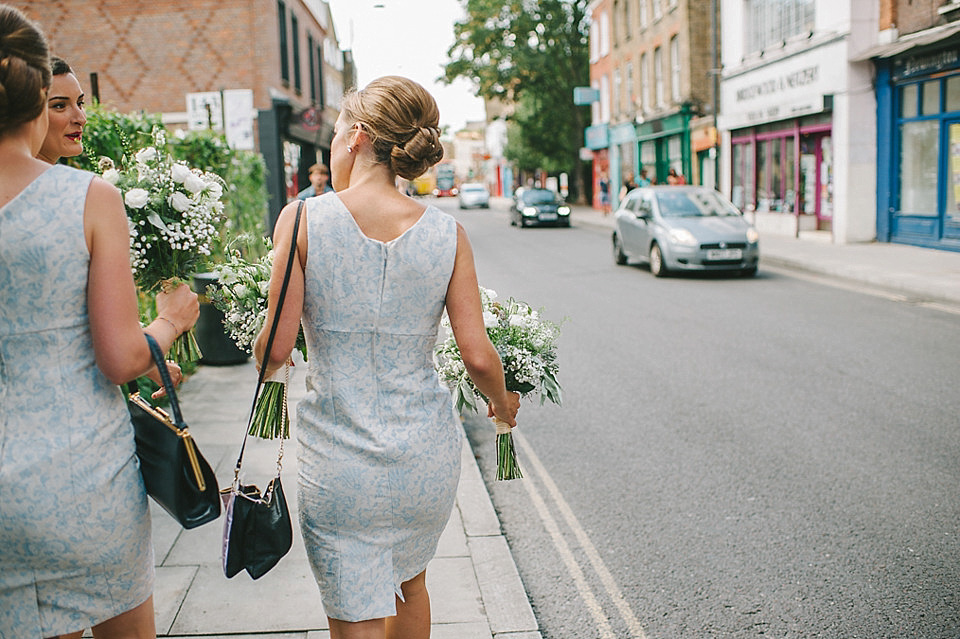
[
  {"xmin": 220, "ymin": 201, "xmax": 302, "ymax": 579},
  {"xmin": 128, "ymin": 333, "xmax": 221, "ymax": 529}
]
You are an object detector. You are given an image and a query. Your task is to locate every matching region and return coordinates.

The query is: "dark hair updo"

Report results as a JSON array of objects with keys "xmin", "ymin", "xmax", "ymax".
[
  {"xmin": 0, "ymin": 4, "xmax": 51, "ymax": 137},
  {"xmin": 51, "ymin": 55, "xmax": 72, "ymax": 76},
  {"xmin": 340, "ymin": 76, "xmax": 444, "ymax": 180}
]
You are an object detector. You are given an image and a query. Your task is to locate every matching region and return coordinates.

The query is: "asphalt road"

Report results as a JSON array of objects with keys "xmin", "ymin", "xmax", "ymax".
[{"xmin": 433, "ymin": 196, "xmax": 960, "ymax": 639}]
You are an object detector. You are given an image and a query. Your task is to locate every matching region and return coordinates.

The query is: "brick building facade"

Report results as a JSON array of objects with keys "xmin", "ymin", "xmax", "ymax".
[{"xmin": 12, "ymin": 0, "xmax": 355, "ymax": 226}]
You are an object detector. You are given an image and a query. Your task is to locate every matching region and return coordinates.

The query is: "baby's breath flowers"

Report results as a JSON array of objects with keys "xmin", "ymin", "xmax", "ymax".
[
  {"xmin": 435, "ymin": 287, "xmax": 562, "ymax": 480},
  {"xmin": 209, "ymin": 238, "xmax": 306, "ymax": 439},
  {"xmin": 100, "ymin": 127, "xmax": 226, "ymax": 363}
]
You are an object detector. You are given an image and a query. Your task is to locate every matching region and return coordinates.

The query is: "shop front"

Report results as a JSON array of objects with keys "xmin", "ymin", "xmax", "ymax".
[
  {"xmin": 585, "ymin": 123, "xmax": 610, "ymax": 211},
  {"xmin": 874, "ymin": 35, "xmax": 960, "ymax": 253},
  {"xmin": 719, "ymin": 38, "xmax": 848, "ymax": 237},
  {"xmin": 635, "ymin": 107, "xmax": 692, "ymax": 186}
]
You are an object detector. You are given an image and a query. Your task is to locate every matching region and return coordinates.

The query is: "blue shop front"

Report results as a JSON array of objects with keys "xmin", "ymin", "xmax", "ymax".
[{"xmin": 873, "ymin": 30, "xmax": 960, "ymax": 253}]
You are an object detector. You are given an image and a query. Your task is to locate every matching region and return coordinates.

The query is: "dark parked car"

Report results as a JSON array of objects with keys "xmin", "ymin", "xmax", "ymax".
[
  {"xmin": 510, "ymin": 188, "xmax": 571, "ymax": 227},
  {"xmin": 612, "ymin": 186, "xmax": 760, "ymax": 276}
]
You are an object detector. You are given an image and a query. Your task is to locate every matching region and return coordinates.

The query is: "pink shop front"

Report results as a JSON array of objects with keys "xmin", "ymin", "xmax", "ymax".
[{"xmin": 729, "ymin": 112, "xmax": 834, "ymax": 233}]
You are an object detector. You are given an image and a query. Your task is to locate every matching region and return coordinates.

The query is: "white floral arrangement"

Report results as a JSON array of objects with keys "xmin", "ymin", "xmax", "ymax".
[
  {"xmin": 209, "ymin": 238, "xmax": 306, "ymax": 439},
  {"xmin": 435, "ymin": 287, "xmax": 562, "ymax": 479},
  {"xmin": 100, "ymin": 127, "xmax": 226, "ymax": 362}
]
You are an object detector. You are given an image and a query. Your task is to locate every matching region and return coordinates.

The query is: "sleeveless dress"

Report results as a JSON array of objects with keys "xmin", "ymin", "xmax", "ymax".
[
  {"xmin": 296, "ymin": 193, "xmax": 462, "ymax": 622},
  {"xmin": 0, "ymin": 165, "xmax": 154, "ymax": 637}
]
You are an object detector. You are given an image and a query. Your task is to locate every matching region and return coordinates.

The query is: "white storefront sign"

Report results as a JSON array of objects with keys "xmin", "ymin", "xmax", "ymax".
[
  {"xmin": 186, "ymin": 91, "xmax": 223, "ymax": 131},
  {"xmin": 718, "ymin": 40, "xmax": 846, "ymax": 130},
  {"xmin": 222, "ymin": 89, "xmax": 255, "ymax": 151}
]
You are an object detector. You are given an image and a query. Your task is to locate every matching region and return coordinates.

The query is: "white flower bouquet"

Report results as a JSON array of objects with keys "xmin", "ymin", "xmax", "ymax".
[
  {"xmin": 435, "ymin": 287, "xmax": 562, "ymax": 480},
  {"xmin": 100, "ymin": 127, "xmax": 225, "ymax": 363},
  {"xmin": 209, "ymin": 237, "xmax": 306, "ymax": 439}
]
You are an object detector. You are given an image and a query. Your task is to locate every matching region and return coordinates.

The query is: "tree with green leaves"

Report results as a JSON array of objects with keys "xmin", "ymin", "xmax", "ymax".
[{"xmin": 444, "ymin": 0, "xmax": 591, "ymax": 201}]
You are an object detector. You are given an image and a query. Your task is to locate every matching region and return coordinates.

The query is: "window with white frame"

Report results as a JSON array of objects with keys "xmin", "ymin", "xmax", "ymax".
[
  {"xmin": 654, "ymin": 46, "xmax": 664, "ymax": 107},
  {"xmin": 640, "ymin": 52, "xmax": 650, "ymax": 112},
  {"xmin": 639, "ymin": 0, "xmax": 647, "ymax": 28},
  {"xmin": 613, "ymin": 0, "xmax": 620, "ymax": 44},
  {"xmin": 613, "ymin": 68, "xmax": 622, "ymax": 117},
  {"xmin": 600, "ymin": 11, "xmax": 610, "ymax": 57},
  {"xmin": 591, "ymin": 81, "xmax": 601, "ymax": 124},
  {"xmin": 670, "ymin": 35, "xmax": 681, "ymax": 103},
  {"xmin": 600, "ymin": 74, "xmax": 611, "ymax": 123},
  {"xmin": 653, "ymin": 0, "xmax": 662, "ymax": 21},
  {"xmin": 746, "ymin": 0, "xmax": 815, "ymax": 54},
  {"xmin": 626, "ymin": 61, "xmax": 635, "ymax": 112}
]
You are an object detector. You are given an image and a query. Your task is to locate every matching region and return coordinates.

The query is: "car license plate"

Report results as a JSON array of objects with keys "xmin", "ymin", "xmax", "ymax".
[
  {"xmin": 706, "ymin": 248, "xmax": 742, "ymax": 260},
  {"xmin": 539, "ymin": 213, "xmax": 557, "ymax": 221}
]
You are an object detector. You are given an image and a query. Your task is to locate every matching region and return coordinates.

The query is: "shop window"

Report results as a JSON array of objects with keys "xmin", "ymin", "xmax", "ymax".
[
  {"xmin": 922, "ymin": 80, "xmax": 939, "ymax": 115},
  {"xmin": 947, "ymin": 76, "xmax": 960, "ymax": 112},
  {"xmin": 899, "ymin": 119, "xmax": 939, "ymax": 214},
  {"xmin": 784, "ymin": 138, "xmax": 796, "ymax": 212},
  {"xmin": 757, "ymin": 141, "xmax": 771, "ymax": 211},
  {"xmin": 900, "ymin": 84, "xmax": 918, "ymax": 118}
]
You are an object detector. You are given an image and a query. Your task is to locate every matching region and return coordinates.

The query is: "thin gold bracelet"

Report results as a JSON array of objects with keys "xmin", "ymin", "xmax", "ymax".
[{"xmin": 157, "ymin": 316, "xmax": 179, "ymax": 335}]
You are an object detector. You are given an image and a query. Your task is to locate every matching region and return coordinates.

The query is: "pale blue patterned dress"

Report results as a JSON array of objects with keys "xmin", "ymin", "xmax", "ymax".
[
  {"xmin": 0, "ymin": 165, "xmax": 154, "ymax": 637},
  {"xmin": 297, "ymin": 193, "xmax": 462, "ymax": 622}
]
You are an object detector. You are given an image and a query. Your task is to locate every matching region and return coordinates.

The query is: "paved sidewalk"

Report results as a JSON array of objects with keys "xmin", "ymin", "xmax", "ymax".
[{"xmin": 136, "ymin": 358, "xmax": 540, "ymax": 639}]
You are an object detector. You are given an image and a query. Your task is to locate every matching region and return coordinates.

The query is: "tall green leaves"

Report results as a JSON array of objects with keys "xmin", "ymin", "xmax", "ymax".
[{"xmin": 444, "ymin": 0, "xmax": 591, "ymax": 186}]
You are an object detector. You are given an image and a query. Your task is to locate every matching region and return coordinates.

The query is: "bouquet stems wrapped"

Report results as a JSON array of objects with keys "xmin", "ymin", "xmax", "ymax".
[
  {"xmin": 436, "ymin": 287, "xmax": 563, "ymax": 481},
  {"xmin": 161, "ymin": 278, "xmax": 202, "ymax": 363},
  {"xmin": 249, "ymin": 364, "xmax": 290, "ymax": 439}
]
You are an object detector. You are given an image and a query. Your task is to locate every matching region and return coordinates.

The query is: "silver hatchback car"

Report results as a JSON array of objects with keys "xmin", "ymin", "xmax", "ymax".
[{"xmin": 612, "ymin": 186, "xmax": 759, "ymax": 277}]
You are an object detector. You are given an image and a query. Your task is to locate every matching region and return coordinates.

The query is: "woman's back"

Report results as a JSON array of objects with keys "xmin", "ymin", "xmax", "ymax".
[
  {"xmin": 295, "ymin": 192, "xmax": 462, "ymax": 621},
  {"xmin": 0, "ymin": 164, "xmax": 154, "ymax": 638}
]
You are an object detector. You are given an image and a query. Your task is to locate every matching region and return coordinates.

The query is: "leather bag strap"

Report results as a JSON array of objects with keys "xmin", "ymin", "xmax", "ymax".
[
  {"xmin": 233, "ymin": 200, "xmax": 304, "ymax": 473},
  {"xmin": 126, "ymin": 333, "xmax": 186, "ymax": 431}
]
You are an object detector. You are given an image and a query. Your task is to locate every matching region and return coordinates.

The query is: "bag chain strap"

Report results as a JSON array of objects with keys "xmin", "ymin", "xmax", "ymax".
[{"xmin": 233, "ymin": 200, "xmax": 303, "ymax": 488}]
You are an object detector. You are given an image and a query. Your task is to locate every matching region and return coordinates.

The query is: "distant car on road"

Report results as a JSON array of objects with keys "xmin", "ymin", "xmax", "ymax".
[
  {"xmin": 510, "ymin": 188, "xmax": 571, "ymax": 227},
  {"xmin": 612, "ymin": 186, "xmax": 759, "ymax": 277},
  {"xmin": 458, "ymin": 182, "xmax": 490, "ymax": 209}
]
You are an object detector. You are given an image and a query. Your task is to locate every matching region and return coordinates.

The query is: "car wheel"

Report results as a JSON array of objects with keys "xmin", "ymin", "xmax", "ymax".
[
  {"xmin": 649, "ymin": 243, "xmax": 668, "ymax": 277},
  {"xmin": 612, "ymin": 233, "xmax": 627, "ymax": 265},
  {"xmin": 742, "ymin": 266, "xmax": 758, "ymax": 277}
]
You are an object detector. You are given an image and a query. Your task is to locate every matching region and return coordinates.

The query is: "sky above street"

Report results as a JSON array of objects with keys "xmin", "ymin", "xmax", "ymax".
[{"xmin": 327, "ymin": 0, "xmax": 486, "ymax": 133}]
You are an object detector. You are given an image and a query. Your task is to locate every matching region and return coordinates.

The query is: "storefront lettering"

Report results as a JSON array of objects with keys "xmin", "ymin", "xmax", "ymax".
[
  {"xmin": 897, "ymin": 50, "xmax": 960, "ymax": 80},
  {"xmin": 736, "ymin": 66, "xmax": 819, "ymax": 102}
]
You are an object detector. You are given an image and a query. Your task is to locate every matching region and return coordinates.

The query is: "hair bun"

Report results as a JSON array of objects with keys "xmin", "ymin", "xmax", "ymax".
[{"xmin": 390, "ymin": 126, "xmax": 443, "ymax": 180}]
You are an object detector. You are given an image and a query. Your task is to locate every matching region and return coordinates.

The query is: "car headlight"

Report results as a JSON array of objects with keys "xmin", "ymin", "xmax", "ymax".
[
  {"xmin": 523, "ymin": 207, "xmax": 538, "ymax": 217},
  {"xmin": 747, "ymin": 227, "xmax": 760, "ymax": 244},
  {"xmin": 558, "ymin": 206, "xmax": 570, "ymax": 215},
  {"xmin": 668, "ymin": 228, "xmax": 698, "ymax": 246}
]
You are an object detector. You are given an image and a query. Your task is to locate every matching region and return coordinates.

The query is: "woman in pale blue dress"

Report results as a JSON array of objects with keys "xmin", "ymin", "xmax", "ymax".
[
  {"xmin": 254, "ymin": 76, "xmax": 520, "ymax": 639},
  {"xmin": 0, "ymin": 7, "xmax": 200, "ymax": 638}
]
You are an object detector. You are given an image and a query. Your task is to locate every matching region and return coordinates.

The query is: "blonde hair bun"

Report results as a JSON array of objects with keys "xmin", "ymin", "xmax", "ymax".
[{"xmin": 341, "ymin": 76, "xmax": 445, "ymax": 180}]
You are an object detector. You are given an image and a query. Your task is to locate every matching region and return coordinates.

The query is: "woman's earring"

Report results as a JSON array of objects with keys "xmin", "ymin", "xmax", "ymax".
[{"xmin": 347, "ymin": 145, "xmax": 353, "ymax": 153}]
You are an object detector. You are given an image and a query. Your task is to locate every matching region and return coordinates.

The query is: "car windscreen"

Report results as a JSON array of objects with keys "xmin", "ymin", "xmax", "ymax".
[
  {"xmin": 655, "ymin": 190, "xmax": 740, "ymax": 217},
  {"xmin": 521, "ymin": 189, "xmax": 557, "ymax": 204}
]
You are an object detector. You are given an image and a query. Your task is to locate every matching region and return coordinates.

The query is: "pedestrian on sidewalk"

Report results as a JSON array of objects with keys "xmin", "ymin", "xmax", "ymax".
[
  {"xmin": 254, "ymin": 75, "xmax": 520, "ymax": 639},
  {"xmin": 297, "ymin": 162, "xmax": 334, "ymax": 200},
  {"xmin": 0, "ymin": 6, "xmax": 200, "ymax": 639}
]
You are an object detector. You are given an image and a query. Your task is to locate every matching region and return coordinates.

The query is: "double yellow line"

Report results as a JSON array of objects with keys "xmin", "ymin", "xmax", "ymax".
[{"xmin": 514, "ymin": 431, "xmax": 650, "ymax": 639}]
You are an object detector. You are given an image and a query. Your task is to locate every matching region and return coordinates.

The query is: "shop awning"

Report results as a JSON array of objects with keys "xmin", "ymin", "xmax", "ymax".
[{"xmin": 850, "ymin": 22, "xmax": 960, "ymax": 61}]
